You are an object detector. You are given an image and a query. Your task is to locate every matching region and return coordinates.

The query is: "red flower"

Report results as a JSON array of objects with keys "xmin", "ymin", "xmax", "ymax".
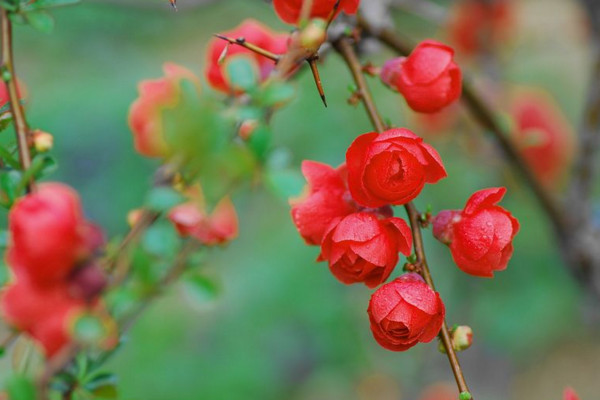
[
  {"xmin": 273, "ymin": 0, "xmax": 359, "ymax": 25},
  {"xmin": 346, "ymin": 128, "xmax": 446, "ymax": 208},
  {"xmin": 318, "ymin": 212, "xmax": 412, "ymax": 288},
  {"xmin": 290, "ymin": 161, "xmax": 358, "ymax": 245},
  {"xmin": 563, "ymin": 387, "xmax": 580, "ymax": 400},
  {"xmin": 447, "ymin": 0, "xmax": 513, "ymax": 57},
  {"xmin": 7, "ymin": 183, "xmax": 103, "ymax": 287},
  {"xmin": 0, "ymin": 79, "xmax": 25, "ymax": 110},
  {"xmin": 205, "ymin": 19, "xmax": 288, "ymax": 93},
  {"xmin": 418, "ymin": 383, "xmax": 456, "ymax": 400},
  {"xmin": 511, "ymin": 88, "xmax": 575, "ymax": 187},
  {"xmin": 432, "ymin": 187, "xmax": 519, "ymax": 277},
  {"xmin": 128, "ymin": 62, "xmax": 201, "ymax": 158},
  {"xmin": 169, "ymin": 187, "xmax": 238, "ymax": 246},
  {"xmin": 380, "ymin": 40, "xmax": 462, "ymax": 113},
  {"xmin": 368, "ymin": 273, "xmax": 445, "ymax": 351},
  {"xmin": 1, "ymin": 280, "xmax": 83, "ymax": 356}
]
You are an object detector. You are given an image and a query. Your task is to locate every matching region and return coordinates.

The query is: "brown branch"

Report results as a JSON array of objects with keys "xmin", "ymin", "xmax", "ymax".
[
  {"xmin": 1, "ymin": 8, "xmax": 34, "ymax": 192},
  {"xmin": 213, "ymin": 34, "xmax": 280, "ymax": 62},
  {"xmin": 334, "ymin": 36, "xmax": 472, "ymax": 398}
]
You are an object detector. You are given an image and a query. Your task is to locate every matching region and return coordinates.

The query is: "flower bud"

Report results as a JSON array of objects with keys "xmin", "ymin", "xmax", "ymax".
[
  {"xmin": 68, "ymin": 263, "xmax": 107, "ymax": 303},
  {"xmin": 32, "ymin": 130, "xmax": 53, "ymax": 153},
  {"xmin": 438, "ymin": 325, "xmax": 473, "ymax": 353},
  {"xmin": 238, "ymin": 119, "xmax": 259, "ymax": 140},
  {"xmin": 127, "ymin": 208, "xmax": 144, "ymax": 228},
  {"xmin": 299, "ymin": 18, "xmax": 327, "ymax": 53}
]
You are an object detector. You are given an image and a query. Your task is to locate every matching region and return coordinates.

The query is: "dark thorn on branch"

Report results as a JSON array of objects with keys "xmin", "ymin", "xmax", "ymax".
[{"xmin": 307, "ymin": 57, "xmax": 327, "ymax": 107}]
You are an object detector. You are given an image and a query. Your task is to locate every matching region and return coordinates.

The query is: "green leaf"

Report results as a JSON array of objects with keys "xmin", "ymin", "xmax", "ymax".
[
  {"xmin": 145, "ymin": 186, "xmax": 184, "ymax": 212},
  {"xmin": 246, "ymin": 124, "xmax": 271, "ymax": 161},
  {"xmin": 258, "ymin": 81, "xmax": 296, "ymax": 108},
  {"xmin": 0, "ymin": 169, "xmax": 22, "ymax": 208},
  {"xmin": 5, "ymin": 375, "xmax": 36, "ymax": 400},
  {"xmin": 183, "ymin": 273, "xmax": 219, "ymax": 305},
  {"xmin": 72, "ymin": 315, "xmax": 105, "ymax": 344},
  {"xmin": 224, "ymin": 57, "xmax": 258, "ymax": 92},
  {"xmin": 25, "ymin": 11, "xmax": 54, "ymax": 33},
  {"xmin": 23, "ymin": 0, "xmax": 81, "ymax": 10},
  {"xmin": 142, "ymin": 221, "xmax": 179, "ymax": 259}
]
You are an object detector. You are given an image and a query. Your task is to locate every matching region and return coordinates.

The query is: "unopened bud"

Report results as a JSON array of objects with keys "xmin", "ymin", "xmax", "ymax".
[
  {"xmin": 438, "ymin": 325, "xmax": 473, "ymax": 353},
  {"xmin": 32, "ymin": 129, "xmax": 53, "ymax": 152},
  {"xmin": 299, "ymin": 18, "xmax": 327, "ymax": 53},
  {"xmin": 238, "ymin": 119, "xmax": 259, "ymax": 140},
  {"xmin": 68, "ymin": 263, "xmax": 107, "ymax": 303},
  {"xmin": 127, "ymin": 208, "xmax": 144, "ymax": 228}
]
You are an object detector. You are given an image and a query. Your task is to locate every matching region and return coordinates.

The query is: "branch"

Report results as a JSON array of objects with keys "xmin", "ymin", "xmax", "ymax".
[
  {"xmin": 333, "ymin": 36, "xmax": 472, "ymax": 398},
  {"xmin": 213, "ymin": 34, "xmax": 280, "ymax": 62},
  {"xmin": 1, "ymin": 8, "xmax": 34, "ymax": 192}
]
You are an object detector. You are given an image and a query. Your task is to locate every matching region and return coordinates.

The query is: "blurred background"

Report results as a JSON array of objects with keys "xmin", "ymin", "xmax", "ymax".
[{"xmin": 3, "ymin": 0, "xmax": 599, "ymax": 398}]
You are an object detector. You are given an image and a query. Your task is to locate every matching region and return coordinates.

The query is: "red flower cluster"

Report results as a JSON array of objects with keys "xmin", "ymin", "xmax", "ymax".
[
  {"xmin": 1, "ymin": 183, "xmax": 108, "ymax": 356},
  {"xmin": 432, "ymin": 187, "xmax": 519, "ymax": 277},
  {"xmin": 291, "ymin": 160, "xmax": 412, "ymax": 288},
  {"xmin": 128, "ymin": 62, "xmax": 201, "ymax": 158},
  {"xmin": 511, "ymin": 88, "xmax": 575, "ymax": 187},
  {"xmin": 347, "ymin": 128, "xmax": 446, "ymax": 207},
  {"xmin": 368, "ymin": 273, "xmax": 445, "ymax": 351},
  {"xmin": 273, "ymin": 0, "xmax": 359, "ymax": 25},
  {"xmin": 447, "ymin": 0, "xmax": 513, "ymax": 58},
  {"xmin": 205, "ymin": 19, "xmax": 288, "ymax": 93},
  {"xmin": 380, "ymin": 40, "xmax": 462, "ymax": 113},
  {"xmin": 169, "ymin": 186, "xmax": 239, "ymax": 246}
]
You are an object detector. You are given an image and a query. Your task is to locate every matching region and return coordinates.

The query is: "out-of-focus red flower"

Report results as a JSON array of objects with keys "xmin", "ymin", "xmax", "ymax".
[
  {"xmin": 205, "ymin": 19, "xmax": 288, "ymax": 93},
  {"xmin": 0, "ymin": 79, "xmax": 26, "ymax": 110},
  {"xmin": 346, "ymin": 128, "xmax": 446, "ymax": 208},
  {"xmin": 290, "ymin": 161, "xmax": 358, "ymax": 245},
  {"xmin": 169, "ymin": 186, "xmax": 238, "ymax": 246},
  {"xmin": 432, "ymin": 187, "xmax": 519, "ymax": 277},
  {"xmin": 447, "ymin": 0, "xmax": 513, "ymax": 58},
  {"xmin": 128, "ymin": 62, "xmax": 201, "ymax": 158},
  {"xmin": 511, "ymin": 88, "xmax": 575, "ymax": 187},
  {"xmin": 273, "ymin": 0, "xmax": 359, "ymax": 25},
  {"xmin": 1, "ymin": 280, "xmax": 84, "ymax": 357},
  {"xmin": 368, "ymin": 273, "xmax": 445, "ymax": 351},
  {"xmin": 412, "ymin": 104, "xmax": 460, "ymax": 137},
  {"xmin": 418, "ymin": 383, "xmax": 456, "ymax": 400},
  {"xmin": 318, "ymin": 212, "xmax": 412, "ymax": 288},
  {"xmin": 563, "ymin": 387, "xmax": 580, "ymax": 400},
  {"xmin": 8, "ymin": 183, "xmax": 103, "ymax": 287},
  {"xmin": 380, "ymin": 40, "xmax": 462, "ymax": 113}
]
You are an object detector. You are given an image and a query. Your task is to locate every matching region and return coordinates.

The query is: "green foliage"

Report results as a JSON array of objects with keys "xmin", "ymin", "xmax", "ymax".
[
  {"xmin": 5, "ymin": 375, "xmax": 36, "ymax": 400},
  {"xmin": 145, "ymin": 186, "xmax": 184, "ymax": 213},
  {"xmin": 182, "ymin": 272, "xmax": 220, "ymax": 305}
]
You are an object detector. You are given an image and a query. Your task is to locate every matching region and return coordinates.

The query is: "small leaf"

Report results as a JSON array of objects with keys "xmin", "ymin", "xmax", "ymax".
[
  {"xmin": 145, "ymin": 187, "xmax": 184, "ymax": 212},
  {"xmin": 5, "ymin": 375, "xmax": 36, "ymax": 400},
  {"xmin": 25, "ymin": 11, "xmax": 55, "ymax": 33},
  {"xmin": 183, "ymin": 273, "xmax": 219, "ymax": 305},
  {"xmin": 142, "ymin": 221, "xmax": 179, "ymax": 259},
  {"xmin": 224, "ymin": 57, "xmax": 258, "ymax": 92},
  {"xmin": 258, "ymin": 81, "xmax": 295, "ymax": 108}
]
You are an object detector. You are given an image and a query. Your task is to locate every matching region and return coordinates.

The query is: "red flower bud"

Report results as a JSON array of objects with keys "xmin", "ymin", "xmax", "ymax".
[
  {"xmin": 8, "ymin": 183, "xmax": 103, "ymax": 287},
  {"xmin": 432, "ymin": 187, "xmax": 519, "ymax": 277},
  {"xmin": 319, "ymin": 212, "xmax": 412, "ymax": 288},
  {"xmin": 290, "ymin": 161, "xmax": 358, "ymax": 245},
  {"xmin": 169, "ymin": 192, "xmax": 238, "ymax": 246},
  {"xmin": 511, "ymin": 88, "xmax": 575, "ymax": 187},
  {"xmin": 346, "ymin": 128, "xmax": 447, "ymax": 208},
  {"xmin": 563, "ymin": 387, "xmax": 580, "ymax": 400},
  {"xmin": 205, "ymin": 19, "xmax": 288, "ymax": 93},
  {"xmin": 273, "ymin": 0, "xmax": 359, "ymax": 25},
  {"xmin": 128, "ymin": 63, "xmax": 201, "ymax": 158},
  {"xmin": 368, "ymin": 273, "xmax": 445, "ymax": 351},
  {"xmin": 380, "ymin": 40, "xmax": 462, "ymax": 113},
  {"xmin": 447, "ymin": 0, "xmax": 513, "ymax": 58}
]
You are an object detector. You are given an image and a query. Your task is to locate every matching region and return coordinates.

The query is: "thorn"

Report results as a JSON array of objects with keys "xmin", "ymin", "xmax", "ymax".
[
  {"xmin": 307, "ymin": 57, "xmax": 327, "ymax": 107},
  {"xmin": 326, "ymin": 0, "xmax": 341, "ymax": 27},
  {"xmin": 169, "ymin": 0, "xmax": 177, "ymax": 10}
]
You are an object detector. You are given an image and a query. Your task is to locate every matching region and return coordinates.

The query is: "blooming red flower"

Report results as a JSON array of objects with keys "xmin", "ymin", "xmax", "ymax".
[
  {"xmin": 447, "ymin": 0, "xmax": 513, "ymax": 57},
  {"xmin": 273, "ymin": 0, "xmax": 359, "ymax": 25},
  {"xmin": 563, "ymin": 387, "xmax": 580, "ymax": 400},
  {"xmin": 432, "ymin": 187, "xmax": 519, "ymax": 277},
  {"xmin": 128, "ymin": 63, "xmax": 201, "ymax": 158},
  {"xmin": 169, "ymin": 188, "xmax": 238, "ymax": 246},
  {"xmin": 290, "ymin": 161, "xmax": 358, "ymax": 245},
  {"xmin": 368, "ymin": 273, "xmax": 445, "ymax": 351},
  {"xmin": 7, "ymin": 183, "xmax": 103, "ymax": 287},
  {"xmin": 346, "ymin": 128, "xmax": 446, "ymax": 208},
  {"xmin": 380, "ymin": 40, "xmax": 462, "ymax": 113},
  {"xmin": 205, "ymin": 19, "xmax": 288, "ymax": 93},
  {"xmin": 511, "ymin": 88, "xmax": 575, "ymax": 187},
  {"xmin": 318, "ymin": 212, "xmax": 412, "ymax": 288}
]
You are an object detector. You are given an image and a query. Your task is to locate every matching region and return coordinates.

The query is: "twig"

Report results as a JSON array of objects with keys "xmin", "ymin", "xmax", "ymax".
[
  {"xmin": 334, "ymin": 36, "xmax": 472, "ymax": 398},
  {"xmin": 0, "ymin": 8, "xmax": 34, "ymax": 192},
  {"xmin": 213, "ymin": 34, "xmax": 281, "ymax": 62}
]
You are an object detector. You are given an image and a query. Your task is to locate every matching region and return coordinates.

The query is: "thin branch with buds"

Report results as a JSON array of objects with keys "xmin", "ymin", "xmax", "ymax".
[
  {"xmin": 1, "ymin": 8, "xmax": 34, "ymax": 192},
  {"xmin": 334, "ymin": 36, "xmax": 472, "ymax": 398}
]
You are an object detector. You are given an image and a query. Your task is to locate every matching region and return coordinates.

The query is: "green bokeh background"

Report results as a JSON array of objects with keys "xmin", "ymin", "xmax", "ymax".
[{"xmin": 3, "ymin": 0, "xmax": 600, "ymax": 399}]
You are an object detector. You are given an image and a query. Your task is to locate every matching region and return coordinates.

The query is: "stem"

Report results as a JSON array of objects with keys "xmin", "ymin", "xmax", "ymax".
[
  {"xmin": 213, "ymin": 34, "xmax": 280, "ymax": 62},
  {"xmin": 334, "ymin": 36, "xmax": 472, "ymax": 396},
  {"xmin": 1, "ymin": 8, "xmax": 34, "ymax": 192}
]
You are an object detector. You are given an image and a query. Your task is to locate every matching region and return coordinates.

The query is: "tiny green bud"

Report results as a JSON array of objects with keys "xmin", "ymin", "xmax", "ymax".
[
  {"xmin": 459, "ymin": 391, "xmax": 472, "ymax": 400},
  {"xmin": 1, "ymin": 68, "xmax": 12, "ymax": 82}
]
